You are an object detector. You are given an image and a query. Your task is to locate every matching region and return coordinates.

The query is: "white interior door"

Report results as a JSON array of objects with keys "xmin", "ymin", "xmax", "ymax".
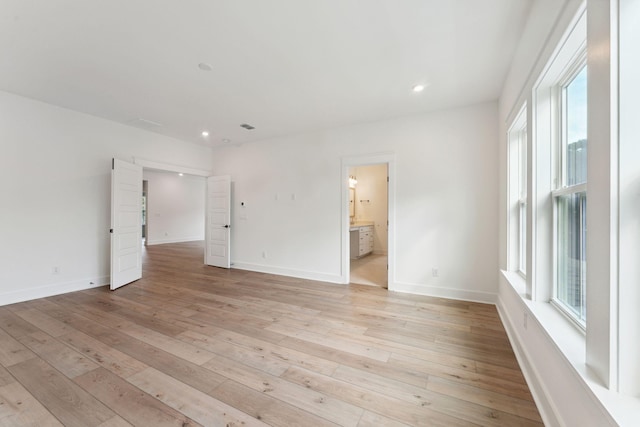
[
  {"xmin": 205, "ymin": 175, "xmax": 231, "ymax": 268},
  {"xmin": 110, "ymin": 158, "xmax": 143, "ymax": 290}
]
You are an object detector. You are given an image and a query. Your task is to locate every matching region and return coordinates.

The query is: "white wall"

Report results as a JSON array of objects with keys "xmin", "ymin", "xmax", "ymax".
[
  {"xmin": 0, "ymin": 90, "xmax": 212, "ymax": 305},
  {"xmin": 213, "ymin": 102, "xmax": 499, "ymax": 303},
  {"xmin": 350, "ymin": 164, "xmax": 388, "ymax": 254},
  {"xmin": 143, "ymin": 170, "xmax": 205, "ymax": 245}
]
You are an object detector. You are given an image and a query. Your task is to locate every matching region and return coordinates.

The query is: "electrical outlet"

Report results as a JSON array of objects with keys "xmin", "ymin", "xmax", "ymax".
[
  {"xmin": 52, "ymin": 266, "xmax": 60, "ymax": 274},
  {"xmin": 262, "ymin": 251, "xmax": 267, "ymax": 259},
  {"xmin": 432, "ymin": 268, "xmax": 438, "ymax": 277}
]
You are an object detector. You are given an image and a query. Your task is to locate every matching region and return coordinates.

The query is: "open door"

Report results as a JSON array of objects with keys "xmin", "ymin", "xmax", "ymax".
[
  {"xmin": 205, "ymin": 175, "xmax": 231, "ymax": 268},
  {"xmin": 110, "ymin": 158, "xmax": 143, "ymax": 290}
]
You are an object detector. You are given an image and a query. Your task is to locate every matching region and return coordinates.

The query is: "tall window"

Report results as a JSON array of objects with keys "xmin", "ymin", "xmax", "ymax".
[
  {"xmin": 508, "ymin": 105, "xmax": 527, "ymax": 277},
  {"xmin": 518, "ymin": 128, "xmax": 527, "ymax": 275},
  {"xmin": 553, "ymin": 65, "xmax": 587, "ymax": 325}
]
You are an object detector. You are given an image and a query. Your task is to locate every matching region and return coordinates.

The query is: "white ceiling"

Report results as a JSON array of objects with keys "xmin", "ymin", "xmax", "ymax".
[{"xmin": 0, "ymin": 0, "xmax": 532, "ymax": 147}]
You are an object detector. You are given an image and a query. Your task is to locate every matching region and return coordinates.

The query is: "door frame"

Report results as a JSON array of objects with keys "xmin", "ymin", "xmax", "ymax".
[
  {"xmin": 132, "ymin": 157, "xmax": 211, "ymax": 253},
  {"xmin": 142, "ymin": 180, "xmax": 148, "ymax": 246},
  {"xmin": 204, "ymin": 175, "xmax": 231, "ymax": 269},
  {"xmin": 133, "ymin": 158, "xmax": 211, "ymax": 178},
  {"xmin": 341, "ymin": 153, "xmax": 395, "ymax": 289}
]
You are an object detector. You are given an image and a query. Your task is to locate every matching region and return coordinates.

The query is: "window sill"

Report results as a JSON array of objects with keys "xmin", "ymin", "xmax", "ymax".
[
  {"xmin": 502, "ymin": 269, "xmax": 585, "ymax": 364},
  {"xmin": 501, "ymin": 270, "xmax": 640, "ymax": 426}
]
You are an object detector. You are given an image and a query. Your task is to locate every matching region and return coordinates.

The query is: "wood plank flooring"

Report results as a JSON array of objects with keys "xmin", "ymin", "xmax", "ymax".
[{"xmin": 0, "ymin": 241, "xmax": 542, "ymax": 426}]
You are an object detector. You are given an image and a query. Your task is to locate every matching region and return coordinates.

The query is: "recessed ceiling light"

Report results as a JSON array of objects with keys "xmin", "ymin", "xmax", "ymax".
[
  {"xmin": 201, "ymin": 131, "xmax": 209, "ymax": 137},
  {"xmin": 198, "ymin": 63, "xmax": 213, "ymax": 71},
  {"xmin": 178, "ymin": 173, "xmax": 184, "ymax": 177},
  {"xmin": 412, "ymin": 84, "xmax": 426, "ymax": 93},
  {"xmin": 222, "ymin": 138, "xmax": 231, "ymax": 144}
]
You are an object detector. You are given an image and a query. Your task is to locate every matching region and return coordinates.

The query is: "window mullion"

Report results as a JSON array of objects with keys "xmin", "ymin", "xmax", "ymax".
[{"xmin": 552, "ymin": 183, "xmax": 587, "ymax": 197}]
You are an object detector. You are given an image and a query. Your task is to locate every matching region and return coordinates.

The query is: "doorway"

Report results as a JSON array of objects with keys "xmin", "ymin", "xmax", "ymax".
[
  {"xmin": 111, "ymin": 158, "xmax": 214, "ymax": 290},
  {"xmin": 142, "ymin": 169, "xmax": 206, "ymax": 247},
  {"xmin": 348, "ymin": 164, "xmax": 388, "ymax": 287},
  {"xmin": 342, "ymin": 153, "xmax": 395, "ymax": 290}
]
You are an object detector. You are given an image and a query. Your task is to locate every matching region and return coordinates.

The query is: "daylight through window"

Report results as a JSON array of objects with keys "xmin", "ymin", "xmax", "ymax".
[{"xmin": 553, "ymin": 65, "xmax": 587, "ymax": 325}]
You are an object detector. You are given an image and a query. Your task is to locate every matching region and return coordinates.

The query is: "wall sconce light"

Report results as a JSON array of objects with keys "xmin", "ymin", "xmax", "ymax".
[{"xmin": 349, "ymin": 175, "xmax": 358, "ymax": 188}]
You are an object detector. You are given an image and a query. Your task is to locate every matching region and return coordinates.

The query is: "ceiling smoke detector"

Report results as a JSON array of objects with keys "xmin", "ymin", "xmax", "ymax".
[
  {"xmin": 240, "ymin": 123, "xmax": 255, "ymax": 130},
  {"xmin": 198, "ymin": 63, "xmax": 213, "ymax": 71}
]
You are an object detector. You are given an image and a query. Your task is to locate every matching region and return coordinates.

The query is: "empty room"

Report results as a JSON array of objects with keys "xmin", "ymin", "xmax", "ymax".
[{"xmin": 0, "ymin": 0, "xmax": 638, "ymax": 426}]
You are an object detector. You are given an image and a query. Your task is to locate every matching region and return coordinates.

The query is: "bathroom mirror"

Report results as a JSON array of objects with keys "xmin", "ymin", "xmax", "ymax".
[{"xmin": 349, "ymin": 188, "xmax": 355, "ymax": 217}]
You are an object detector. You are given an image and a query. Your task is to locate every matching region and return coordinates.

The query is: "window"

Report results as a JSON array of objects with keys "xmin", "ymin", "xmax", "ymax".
[
  {"xmin": 518, "ymin": 128, "xmax": 527, "ymax": 275},
  {"xmin": 508, "ymin": 105, "xmax": 527, "ymax": 276},
  {"xmin": 553, "ymin": 64, "xmax": 587, "ymax": 326},
  {"xmin": 530, "ymin": 7, "xmax": 586, "ymax": 322}
]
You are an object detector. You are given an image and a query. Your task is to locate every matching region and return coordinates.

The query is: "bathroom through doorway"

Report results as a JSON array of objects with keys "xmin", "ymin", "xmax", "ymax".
[{"xmin": 348, "ymin": 163, "xmax": 388, "ymax": 288}]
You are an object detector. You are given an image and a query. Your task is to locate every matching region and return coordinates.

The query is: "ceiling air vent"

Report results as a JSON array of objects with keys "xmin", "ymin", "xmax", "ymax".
[{"xmin": 240, "ymin": 123, "xmax": 255, "ymax": 130}]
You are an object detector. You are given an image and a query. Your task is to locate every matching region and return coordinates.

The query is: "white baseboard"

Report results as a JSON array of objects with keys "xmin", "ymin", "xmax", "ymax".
[
  {"xmin": 146, "ymin": 236, "xmax": 204, "ymax": 246},
  {"xmin": 231, "ymin": 262, "xmax": 344, "ymax": 284},
  {"xmin": 0, "ymin": 276, "xmax": 109, "ymax": 307},
  {"xmin": 391, "ymin": 281, "xmax": 496, "ymax": 304},
  {"xmin": 495, "ymin": 295, "xmax": 562, "ymax": 427},
  {"xmin": 497, "ymin": 274, "xmax": 621, "ymax": 427}
]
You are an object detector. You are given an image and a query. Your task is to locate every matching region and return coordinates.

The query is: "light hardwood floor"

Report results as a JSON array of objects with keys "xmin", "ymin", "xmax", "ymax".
[
  {"xmin": 0, "ymin": 242, "xmax": 542, "ymax": 426},
  {"xmin": 350, "ymin": 254, "xmax": 388, "ymax": 288}
]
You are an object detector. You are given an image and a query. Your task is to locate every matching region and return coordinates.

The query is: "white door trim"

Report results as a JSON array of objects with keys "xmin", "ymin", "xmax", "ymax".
[
  {"xmin": 341, "ymin": 152, "xmax": 396, "ymax": 290},
  {"xmin": 133, "ymin": 157, "xmax": 211, "ymax": 177}
]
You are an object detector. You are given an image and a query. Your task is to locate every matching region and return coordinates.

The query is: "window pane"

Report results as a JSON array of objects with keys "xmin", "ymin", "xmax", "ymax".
[
  {"xmin": 565, "ymin": 67, "xmax": 587, "ymax": 186},
  {"xmin": 556, "ymin": 191, "xmax": 587, "ymax": 322},
  {"xmin": 520, "ymin": 130, "xmax": 527, "ymax": 197},
  {"xmin": 518, "ymin": 129, "xmax": 527, "ymax": 275},
  {"xmin": 519, "ymin": 201, "xmax": 526, "ymax": 274}
]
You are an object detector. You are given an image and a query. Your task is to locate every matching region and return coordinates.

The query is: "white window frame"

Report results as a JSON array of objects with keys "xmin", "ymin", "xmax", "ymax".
[
  {"xmin": 507, "ymin": 105, "xmax": 527, "ymax": 278},
  {"xmin": 518, "ymin": 127, "xmax": 528, "ymax": 276},
  {"xmin": 551, "ymin": 58, "xmax": 588, "ymax": 330},
  {"xmin": 531, "ymin": 7, "xmax": 587, "ymax": 325}
]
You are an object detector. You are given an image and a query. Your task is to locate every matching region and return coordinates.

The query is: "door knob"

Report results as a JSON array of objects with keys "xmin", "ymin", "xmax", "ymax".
[{"xmin": 222, "ymin": 224, "xmax": 230, "ymax": 228}]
